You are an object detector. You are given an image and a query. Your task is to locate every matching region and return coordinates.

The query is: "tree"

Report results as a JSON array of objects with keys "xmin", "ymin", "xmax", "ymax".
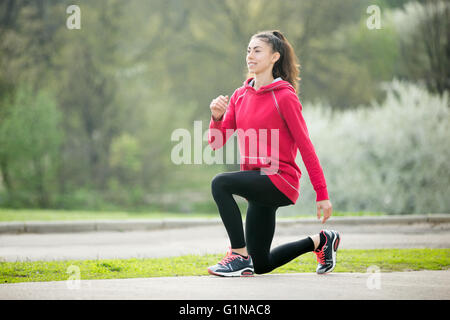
[
  {"xmin": 389, "ymin": 0, "xmax": 450, "ymax": 97},
  {"xmin": 0, "ymin": 86, "xmax": 63, "ymax": 207}
]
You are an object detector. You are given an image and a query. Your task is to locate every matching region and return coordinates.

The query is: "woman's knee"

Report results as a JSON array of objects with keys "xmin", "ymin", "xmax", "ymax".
[
  {"xmin": 249, "ymin": 251, "xmax": 272, "ymax": 275},
  {"xmin": 211, "ymin": 172, "xmax": 231, "ymax": 194},
  {"xmin": 253, "ymin": 262, "xmax": 272, "ymax": 275}
]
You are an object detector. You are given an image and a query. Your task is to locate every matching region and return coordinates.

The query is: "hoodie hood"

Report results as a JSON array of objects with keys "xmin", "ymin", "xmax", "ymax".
[{"xmin": 243, "ymin": 77, "xmax": 295, "ymax": 95}]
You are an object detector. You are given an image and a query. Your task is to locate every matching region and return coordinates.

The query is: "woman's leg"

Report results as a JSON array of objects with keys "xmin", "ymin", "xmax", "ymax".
[
  {"xmin": 210, "ymin": 170, "xmax": 326, "ymax": 275},
  {"xmin": 245, "ymin": 201, "xmax": 315, "ymax": 274},
  {"xmin": 211, "ymin": 170, "xmax": 292, "ymax": 250}
]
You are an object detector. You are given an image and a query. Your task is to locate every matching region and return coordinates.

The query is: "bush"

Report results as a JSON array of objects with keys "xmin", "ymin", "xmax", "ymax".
[{"xmin": 280, "ymin": 80, "xmax": 449, "ymax": 215}]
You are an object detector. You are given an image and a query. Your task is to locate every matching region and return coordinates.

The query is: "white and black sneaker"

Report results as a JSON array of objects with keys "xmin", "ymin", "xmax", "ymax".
[
  {"xmin": 208, "ymin": 247, "xmax": 254, "ymax": 277},
  {"xmin": 314, "ymin": 229, "xmax": 341, "ymax": 274}
]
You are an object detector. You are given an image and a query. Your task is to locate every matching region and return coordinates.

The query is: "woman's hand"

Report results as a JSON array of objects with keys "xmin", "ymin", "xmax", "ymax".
[
  {"xmin": 210, "ymin": 95, "xmax": 229, "ymax": 121},
  {"xmin": 317, "ymin": 199, "xmax": 333, "ymax": 224}
]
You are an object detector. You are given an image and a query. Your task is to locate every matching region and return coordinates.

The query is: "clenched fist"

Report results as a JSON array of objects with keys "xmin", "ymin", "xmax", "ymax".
[{"xmin": 210, "ymin": 95, "xmax": 229, "ymax": 121}]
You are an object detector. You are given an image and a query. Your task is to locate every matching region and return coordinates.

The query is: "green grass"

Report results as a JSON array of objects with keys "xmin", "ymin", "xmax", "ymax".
[
  {"xmin": 0, "ymin": 208, "xmax": 218, "ymax": 222},
  {"xmin": 0, "ymin": 208, "xmax": 386, "ymax": 222},
  {"xmin": 1, "ymin": 249, "xmax": 448, "ymax": 284}
]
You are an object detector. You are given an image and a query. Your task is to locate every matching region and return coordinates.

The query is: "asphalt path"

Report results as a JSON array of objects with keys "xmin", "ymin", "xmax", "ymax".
[
  {"xmin": 1, "ymin": 271, "xmax": 448, "ymax": 300},
  {"xmin": 0, "ymin": 221, "xmax": 449, "ymax": 261}
]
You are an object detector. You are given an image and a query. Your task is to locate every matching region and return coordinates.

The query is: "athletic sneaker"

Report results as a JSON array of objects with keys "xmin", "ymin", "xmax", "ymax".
[
  {"xmin": 314, "ymin": 229, "xmax": 341, "ymax": 274},
  {"xmin": 208, "ymin": 247, "xmax": 254, "ymax": 277}
]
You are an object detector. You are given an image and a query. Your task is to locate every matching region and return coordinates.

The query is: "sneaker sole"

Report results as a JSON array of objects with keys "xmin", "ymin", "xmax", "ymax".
[
  {"xmin": 207, "ymin": 268, "xmax": 254, "ymax": 277},
  {"xmin": 318, "ymin": 231, "xmax": 341, "ymax": 275}
]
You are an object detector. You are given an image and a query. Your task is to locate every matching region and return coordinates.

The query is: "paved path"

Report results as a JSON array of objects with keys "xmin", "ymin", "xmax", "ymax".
[
  {"xmin": 1, "ymin": 222, "xmax": 449, "ymax": 261},
  {"xmin": 1, "ymin": 271, "xmax": 449, "ymax": 300}
]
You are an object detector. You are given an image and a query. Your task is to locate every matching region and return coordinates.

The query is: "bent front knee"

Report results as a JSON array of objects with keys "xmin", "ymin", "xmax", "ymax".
[
  {"xmin": 254, "ymin": 265, "xmax": 272, "ymax": 275},
  {"xmin": 211, "ymin": 173, "xmax": 229, "ymax": 193},
  {"xmin": 252, "ymin": 259, "xmax": 273, "ymax": 275}
]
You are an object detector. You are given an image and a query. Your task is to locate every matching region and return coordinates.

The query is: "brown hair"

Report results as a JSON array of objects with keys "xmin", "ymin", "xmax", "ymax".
[{"xmin": 246, "ymin": 30, "xmax": 301, "ymax": 93}]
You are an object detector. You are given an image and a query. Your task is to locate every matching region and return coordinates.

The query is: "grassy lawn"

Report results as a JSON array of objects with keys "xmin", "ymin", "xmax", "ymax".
[
  {"xmin": 0, "ymin": 208, "xmax": 217, "ymax": 222},
  {"xmin": 0, "ymin": 208, "xmax": 386, "ymax": 222},
  {"xmin": 1, "ymin": 249, "xmax": 448, "ymax": 284}
]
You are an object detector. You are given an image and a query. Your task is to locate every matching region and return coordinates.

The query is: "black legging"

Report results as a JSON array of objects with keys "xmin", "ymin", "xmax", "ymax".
[{"xmin": 211, "ymin": 170, "xmax": 315, "ymax": 274}]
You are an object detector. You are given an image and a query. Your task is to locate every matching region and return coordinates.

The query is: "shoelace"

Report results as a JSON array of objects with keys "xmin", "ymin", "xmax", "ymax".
[
  {"xmin": 219, "ymin": 254, "xmax": 240, "ymax": 266},
  {"xmin": 218, "ymin": 248, "xmax": 241, "ymax": 266},
  {"xmin": 314, "ymin": 248, "xmax": 325, "ymax": 265}
]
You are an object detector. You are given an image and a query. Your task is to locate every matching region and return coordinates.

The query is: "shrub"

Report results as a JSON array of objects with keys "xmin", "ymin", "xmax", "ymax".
[{"xmin": 280, "ymin": 80, "xmax": 449, "ymax": 215}]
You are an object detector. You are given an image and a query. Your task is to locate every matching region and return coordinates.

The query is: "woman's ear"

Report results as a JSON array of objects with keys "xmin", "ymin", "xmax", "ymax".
[{"xmin": 272, "ymin": 51, "xmax": 281, "ymax": 64}]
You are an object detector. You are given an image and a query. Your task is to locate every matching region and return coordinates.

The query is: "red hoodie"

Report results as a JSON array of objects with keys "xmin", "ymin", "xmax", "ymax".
[{"xmin": 208, "ymin": 77, "xmax": 329, "ymax": 204}]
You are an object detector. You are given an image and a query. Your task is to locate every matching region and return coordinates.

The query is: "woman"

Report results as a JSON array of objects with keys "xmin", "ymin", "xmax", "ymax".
[{"xmin": 207, "ymin": 30, "xmax": 340, "ymax": 277}]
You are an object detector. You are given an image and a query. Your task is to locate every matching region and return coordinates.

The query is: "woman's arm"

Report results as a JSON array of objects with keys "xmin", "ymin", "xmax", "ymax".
[
  {"xmin": 277, "ymin": 91, "xmax": 329, "ymax": 202},
  {"xmin": 208, "ymin": 90, "xmax": 238, "ymax": 151}
]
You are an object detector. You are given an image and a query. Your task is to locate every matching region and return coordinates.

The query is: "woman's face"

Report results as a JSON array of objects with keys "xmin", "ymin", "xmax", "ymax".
[{"xmin": 246, "ymin": 37, "xmax": 280, "ymax": 75}]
